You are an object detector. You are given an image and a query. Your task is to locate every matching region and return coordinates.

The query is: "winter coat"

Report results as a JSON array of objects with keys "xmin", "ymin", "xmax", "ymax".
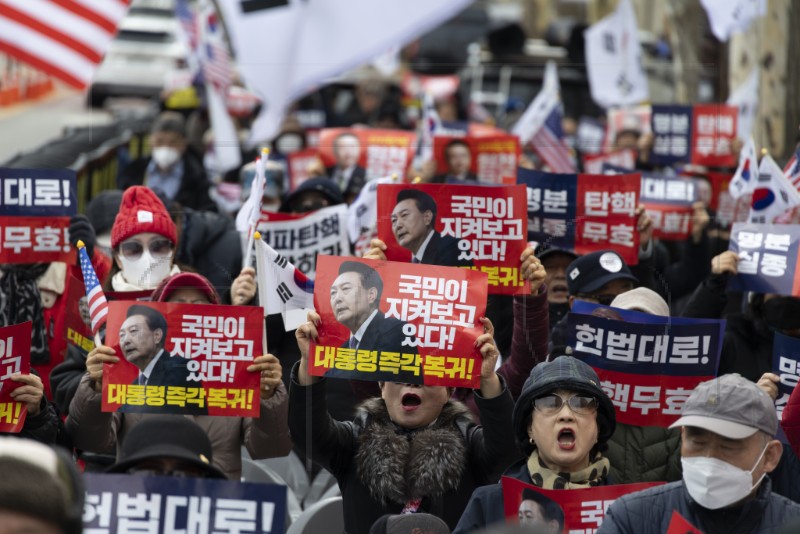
[
  {"xmin": 604, "ymin": 423, "xmax": 682, "ymax": 484},
  {"xmin": 50, "ymin": 344, "xmax": 89, "ymax": 416},
  {"xmin": 597, "ymin": 478, "xmax": 800, "ymax": 534},
  {"xmin": 782, "ymin": 382, "xmax": 800, "ymax": 460},
  {"xmin": 682, "ymin": 274, "xmax": 773, "ymax": 383},
  {"xmin": 118, "ymin": 150, "xmax": 215, "ymax": 212},
  {"xmin": 67, "ymin": 373, "xmax": 292, "ymax": 479},
  {"xmin": 453, "ymin": 457, "xmax": 612, "ymax": 534},
  {"xmin": 288, "ymin": 364, "xmax": 519, "ymax": 534}
]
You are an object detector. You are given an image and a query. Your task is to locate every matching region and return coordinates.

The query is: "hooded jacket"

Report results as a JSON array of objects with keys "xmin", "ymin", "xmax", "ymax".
[{"xmin": 288, "ymin": 363, "xmax": 518, "ymax": 534}]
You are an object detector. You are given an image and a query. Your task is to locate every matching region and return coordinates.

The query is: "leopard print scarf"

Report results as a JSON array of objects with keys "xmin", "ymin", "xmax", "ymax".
[{"xmin": 526, "ymin": 450, "xmax": 610, "ymax": 489}]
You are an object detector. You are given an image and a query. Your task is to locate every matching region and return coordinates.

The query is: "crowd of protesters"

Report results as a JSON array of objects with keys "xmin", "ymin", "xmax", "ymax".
[{"xmin": 5, "ymin": 68, "xmax": 800, "ymax": 534}]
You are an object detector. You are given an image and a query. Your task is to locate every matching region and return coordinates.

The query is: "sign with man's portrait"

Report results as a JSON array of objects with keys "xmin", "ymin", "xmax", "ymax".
[
  {"xmin": 102, "ymin": 302, "xmax": 264, "ymax": 417},
  {"xmin": 0, "ymin": 321, "xmax": 31, "ymax": 433},
  {"xmin": 309, "ymin": 255, "xmax": 488, "ymax": 388},
  {"xmin": 376, "ymin": 183, "xmax": 530, "ymax": 295}
]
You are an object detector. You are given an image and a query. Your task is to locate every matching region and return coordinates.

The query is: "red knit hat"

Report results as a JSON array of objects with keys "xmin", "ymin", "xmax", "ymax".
[
  {"xmin": 151, "ymin": 272, "xmax": 220, "ymax": 304},
  {"xmin": 111, "ymin": 186, "xmax": 177, "ymax": 248}
]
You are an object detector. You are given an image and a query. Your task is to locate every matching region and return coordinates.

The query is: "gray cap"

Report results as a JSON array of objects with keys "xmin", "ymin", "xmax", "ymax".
[{"xmin": 669, "ymin": 374, "xmax": 778, "ymax": 439}]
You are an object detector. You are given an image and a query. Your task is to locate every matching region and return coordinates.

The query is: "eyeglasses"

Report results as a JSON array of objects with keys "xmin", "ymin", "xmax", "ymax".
[
  {"xmin": 119, "ymin": 238, "xmax": 174, "ymax": 260},
  {"xmin": 576, "ymin": 293, "xmax": 617, "ymax": 306},
  {"xmin": 533, "ymin": 394, "xmax": 598, "ymax": 415}
]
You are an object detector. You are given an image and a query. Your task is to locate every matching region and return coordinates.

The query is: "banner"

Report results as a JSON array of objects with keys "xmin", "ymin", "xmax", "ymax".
[
  {"xmin": 376, "ymin": 183, "xmax": 530, "ymax": 295},
  {"xmin": 583, "ymin": 0, "xmax": 649, "ymax": 108},
  {"xmin": 83, "ymin": 473, "xmax": 286, "ymax": 534},
  {"xmin": 502, "ymin": 476, "xmax": 662, "ymax": 532},
  {"xmin": 0, "ymin": 168, "xmax": 77, "ymax": 264},
  {"xmin": 257, "ymin": 204, "xmax": 349, "ymax": 277},
  {"xmin": 519, "ymin": 169, "xmax": 641, "ymax": 265},
  {"xmin": 0, "ymin": 322, "xmax": 31, "ymax": 433},
  {"xmin": 690, "ymin": 104, "xmax": 738, "ymax": 168},
  {"xmin": 583, "ymin": 149, "xmax": 637, "ymax": 175},
  {"xmin": 567, "ymin": 305, "xmax": 724, "ymax": 427},
  {"xmin": 772, "ymin": 332, "xmax": 799, "ymax": 444},
  {"xmin": 309, "ymin": 256, "xmax": 488, "ymax": 388},
  {"xmin": 650, "ymin": 105, "xmax": 693, "ymax": 166},
  {"xmin": 102, "ymin": 302, "xmax": 263, "ymax": 417},
  {"xmin": 432, "ymin": 135, "xmax": 520, "ymax": 184},
  {"xmin": 317, "ymin": 128, "xmax": 417, "ymax": 181},
  {"xmin": 727, "ymin": 223, "xmax": 800, "ymax": 296}
]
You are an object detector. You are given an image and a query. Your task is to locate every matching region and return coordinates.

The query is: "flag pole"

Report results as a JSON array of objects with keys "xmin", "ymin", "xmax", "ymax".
[
  {"xmin": 242, "ymin": 147, "xmax": 269, "ymax": 269},
  {"xmin": 252, "ymin": 231, "xmax": 269, "ymax": 353}
]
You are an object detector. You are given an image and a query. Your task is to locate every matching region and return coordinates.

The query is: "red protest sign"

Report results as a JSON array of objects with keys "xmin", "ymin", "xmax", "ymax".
[
  {"xmin": 0, "ymin": 322, "xmax": 32, "ymax": 433},
  {"xmin": 286, "ymin": 148, "xmax": 322, "ymax": 191},
  {"xmin": 309, "ymin": 255, "xmax": 488, "ymax": 388},
  {"xmin": 575, "ymin": 173, "xmax": 641, "ymax": 265},
  {"xmin": 376, "ymin": 183, "xmax": 530, "ymax": 295},
  {"xmin": 667, "ymin": 511, "xmax": 704, "ymax": 534},
  {"xmin": 645, "ymin": 203, "xmax": 694, "ymax": 240},
  {"xmin": 502, "ymin": 476, "xmax": 663, "ymax": 532},
  {"xmin": 431, "ymin": 135, "xmax": 520, "ymax": 184},
  {"xmin": 317, "ymin": 128, "xmax": 417, "ymax": 180},
  {"xmin": 690, "ymin": 104, "xmax": 738, "ymax": 168},
  {"xmin": 64, "ymin": 271, "xmax": 94, "ymax": 353},
  {"xmin": 102, "ymin": 301, "xmax": 264, "ymax": 417},
  {"xmin": 0, "ymin": 216, "xmax": 75, "ymax": 264}
]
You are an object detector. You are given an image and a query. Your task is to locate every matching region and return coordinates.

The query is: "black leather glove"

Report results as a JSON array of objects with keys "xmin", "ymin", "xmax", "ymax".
[{"xmin": 68, "ymin": 215, "xmax": 96, "ymax": 259}]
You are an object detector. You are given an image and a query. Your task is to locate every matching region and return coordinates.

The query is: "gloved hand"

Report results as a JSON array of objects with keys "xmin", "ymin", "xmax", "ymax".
[{"xmin": 68, "ymin": 215, "xmax": 97, "ymax": 259}]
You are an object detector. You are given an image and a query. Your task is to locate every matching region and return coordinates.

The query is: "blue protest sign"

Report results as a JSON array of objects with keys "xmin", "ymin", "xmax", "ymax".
[
  {"xmin": 650, "ymin": 105, "xmax": 693, "ymax": 166},
  {"xmin": 728, "ymin": 223, "xmax": 800, "ymax": 296},
  {"xmin": 0, "ymin": 167, "xmax": 77, "ymax": 217}
]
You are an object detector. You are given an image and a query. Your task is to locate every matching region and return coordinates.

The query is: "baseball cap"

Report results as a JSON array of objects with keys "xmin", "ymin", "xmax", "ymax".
[
  {"xmin": 535, "ymin": 244, "xmax": 579, "ymax": 262},
  {"xmin": 610, "ymin": 287, "xmax": 669, "ymax": 317},
  {"xmin": 669, "ymin": 374, "xmax": 778, "ymax": 439},
  {"xmin": 566, "ymin": 250, "xmax": 638, "ymax": 294}
]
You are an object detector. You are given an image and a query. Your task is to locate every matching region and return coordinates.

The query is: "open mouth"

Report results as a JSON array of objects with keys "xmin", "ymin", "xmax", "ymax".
[
  {"xmin": 557, "ymin": 428, "xmax": 576, "ymax": 450},
  {"xmin": 401, "ymin": 393, "xmax": 421, "ymax": 411},
  {"xmin": 550, "ymin": 283, "xmax": 568, "ymax": 295}
]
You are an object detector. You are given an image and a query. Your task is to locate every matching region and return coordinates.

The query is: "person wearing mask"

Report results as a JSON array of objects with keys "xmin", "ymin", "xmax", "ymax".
[
  {"xmin": 68, "ymin": 272, "xmax": 292, "ymax": 479},
  {"xmin": 118, "ymin": 112, "xmax": 215, "ymax": 212},
  {"xmin": 454, "ymin": 355, "xmax": 617, "ymax": 533},
  {"xmin": 598, "ymin": 374, "xmax": 800, "ymax": 533},
  {"xmin": 290, "ymin": 312, "xmax": 518, "ymax": 533}
]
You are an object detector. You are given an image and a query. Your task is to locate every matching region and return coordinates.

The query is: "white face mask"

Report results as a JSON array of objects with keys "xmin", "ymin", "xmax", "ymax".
[
  {"xmin": 152, "ymin": 146, "xmax": 181, "ymax": 169},
  {"xmin": 681, "ymin": 444, "xmax": 768, "ymax": 510},
  {"xmin": 118, "ymin": 249, "xmax": 174, "ymax": 290}
]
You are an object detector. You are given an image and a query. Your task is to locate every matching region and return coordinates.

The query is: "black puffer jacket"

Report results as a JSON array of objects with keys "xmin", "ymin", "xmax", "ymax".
[{"xmin": 598, "ymin": 478, "xmax": 800, "ymax": 534}]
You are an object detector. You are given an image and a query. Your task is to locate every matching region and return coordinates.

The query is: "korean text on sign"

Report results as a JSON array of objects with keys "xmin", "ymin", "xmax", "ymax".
[
  {"xmin": 0, "ymin": 322, "xmax": 32, "ymax": 433},
  {"xmin": 728, "ymin": 223, "xmax": 800, "ymax": 296}
]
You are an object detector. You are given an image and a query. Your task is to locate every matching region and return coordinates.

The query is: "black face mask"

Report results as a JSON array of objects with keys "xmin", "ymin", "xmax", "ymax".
[{"xmin": 763, "ymin": 297, "xmax": 800, "ymax": 332}]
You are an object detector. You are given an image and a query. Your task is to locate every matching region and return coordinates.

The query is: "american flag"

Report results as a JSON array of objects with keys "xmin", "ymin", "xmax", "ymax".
[
  {"xmin": 0, "ymin": 0, "xmax": 130, "ymax": 89},
  {"xmin": 175, "ymin": 0, "xmax": 198, "ymax": 50},
  {"xmin": 784, "ymin": 147, "xmax": 800, "ymax": 190},
  {"xmin": 78, "ymin": 244, "xmax": 108, "ymax": 336},
  {"xmin": 512, "ymin": 61, "xmax": 575, "ymax": 174},
  {"xmin": 201, "ymin": 8, "xmax": 232, "ymax": 92}
]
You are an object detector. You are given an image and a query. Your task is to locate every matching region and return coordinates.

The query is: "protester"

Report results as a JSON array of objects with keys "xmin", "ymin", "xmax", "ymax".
[
  {"xmin": 454, "ymin": 355, "xmax": 616, "ymax": 533},
  {"xmin": 598, "ymin": 374, "xmax": 800, "ymax": 533},
  {"xmin": 603, "ymin": 288, "xmax": 681, "ymax": 484},
  {"xmin": 67, "ymin": 272, "xmax": 292, "ymax": 479},
  {"xmin": 682, "ymin": 250, "xmax": 800, "ymax": 382},
  {"xmin": 0, "ymin": 437, "xmax": 84, "ymax": 534},
  {"xmin": 535, "ymin": 246, "xmax": 578, "ymax": 328},
  {"xmin": 118, "ymin": 111, "xmax": 216, "ymax": 212},
  {"xmin": 278, "ymin": 175, "xmax": 345, "ymax": 214},
  {"xmin": 106, "ymin": 415, "xmax": 226, "ymax": 479},
  {"xmin": 290, "ymin": 311, "xmax": 518, "ymax": 533}
]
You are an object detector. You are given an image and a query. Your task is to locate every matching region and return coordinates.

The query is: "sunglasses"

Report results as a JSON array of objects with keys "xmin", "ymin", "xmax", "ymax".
[
  {"xmin": 533, "ymin": 394, "xmax": 598, "ymax": 415},
  {"xmin": 119, "ymin": 238, "xmax": 174, "ymax": 260}
]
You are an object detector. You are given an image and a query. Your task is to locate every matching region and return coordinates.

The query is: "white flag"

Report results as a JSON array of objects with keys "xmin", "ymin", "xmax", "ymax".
[
  {"xmin": 729, "ymin": 137, "xmax": 758, "ymax": 199},
  {"xmin": 584, "ymin": 0, "xmax": 649, "ymax": 109},
  {"xmin": 749, "ymin": 154, "xmax": 800, "ymax": 223},
  {"xmin": 346, "ymin": 175, "xmax": 396, "ymax": 243},
  {"xmin": 727, "ymin": 68, "xmax": 759, "ymax": 141},
  {"xmin": 235, "ymin": 151, "xmax": 267, "ymax": 232},
  {"xmin": 700, "ymin": 0, "xmax": 766, "ymax": 41},
  {"xmin": 219, "ymin": 0, "xmax": 472, "ymax": 144},
  {"xmin": 254, "ymin": 238, "xmax": 315, "ymax": 324}
]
